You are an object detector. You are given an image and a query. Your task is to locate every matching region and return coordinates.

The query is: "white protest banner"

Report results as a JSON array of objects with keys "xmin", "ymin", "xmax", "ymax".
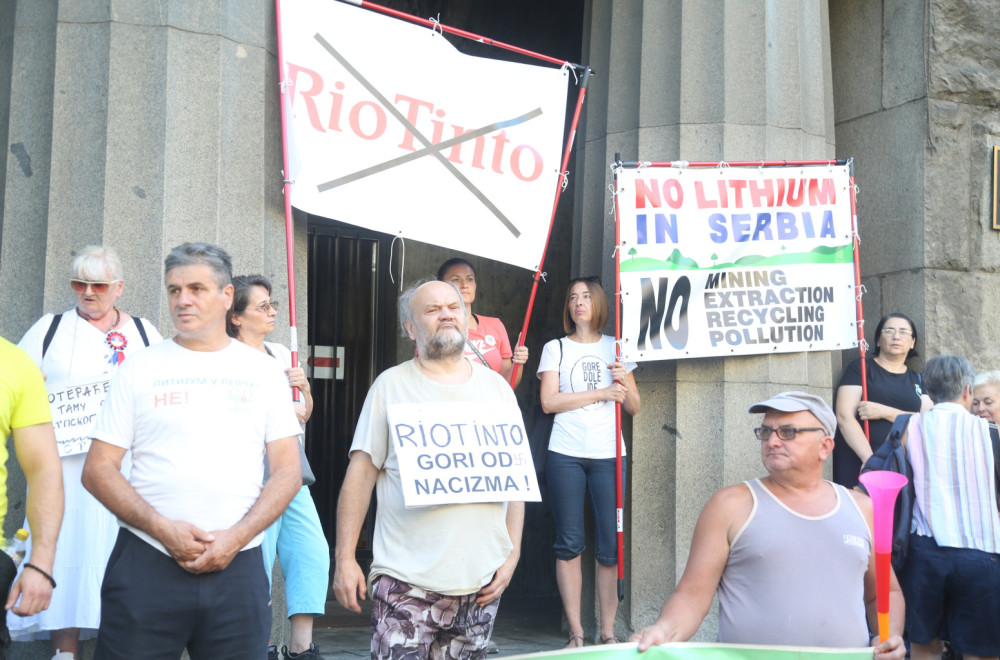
[
  {"xmin": 278, "ymin": 0, "xmax": 569, "ymax": 271},
  {"xmin": 616, "ymin": 164, "xmax": 858, "ymax": 361},
  {"xmin": 387, "ymin": 401, "xmax": 540, "ymax": 507},
  {"xmin": 46, "ymin": 376, "xmax": 112, "ymax": 457}
]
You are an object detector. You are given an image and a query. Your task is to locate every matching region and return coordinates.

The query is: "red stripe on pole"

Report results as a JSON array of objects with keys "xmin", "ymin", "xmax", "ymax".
[
  {"xmin": 275, "ymin": 0, "xmax": 300, "ymax": 400},
  {"xmin": 612, "ymin": 158, "xmax": 625, "ymax": 596},
  {"xmin": 619, "ymin": 159, "xmax": 847, "ymax": 168},
  {"xmin": 848, "ymin": 166, "xmax": 870, "ymax": 441},
  {"xmin": 509, "ymin": 68, "xmax": 592, "ymax": 389},
  {"xmin": 355, "ymin": 0, "xmax": 580, "ymax": 69}
]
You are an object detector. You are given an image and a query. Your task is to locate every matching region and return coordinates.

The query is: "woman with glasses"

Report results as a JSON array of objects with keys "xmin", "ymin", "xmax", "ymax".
[
  {"xmin": 537, "ymin": 277, "xmax": 640, "ymax": 648},
  {"xmin": 833, "ymin": 312, "xmax": 932, "ymax": 487},
  {"xmin": 14, "ymin": 245, "xmax": 162, "ymax": 659},
  {"xmin": 227, "ymin": 275, "xmax": 328, "ymax": 660},
  {"xmin": 437, "ymin": 257, "xmax": 529, "ymax": 387}
]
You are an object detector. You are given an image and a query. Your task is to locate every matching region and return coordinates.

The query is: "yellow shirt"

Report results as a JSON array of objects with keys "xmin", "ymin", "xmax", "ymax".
[{"xmin": 0, "ymin": 336, "xmax": 53, "ymax": 527}]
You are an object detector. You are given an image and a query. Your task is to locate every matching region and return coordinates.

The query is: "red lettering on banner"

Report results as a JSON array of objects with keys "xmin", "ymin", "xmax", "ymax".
[
  {"xmin": 490, "ymin": 131, "xmax": 510, "ymax": 174},
  {"xmin": 349, "ymin": 101, "xmax": 387, "ymax": 140},
  {"xmin": 510, "ymin": 145, "xmax": 542, "ymax": 182},
  {"xmin": 695, "ymin": 181, "xmax": 717, "ymax": 209},
  {"xmin": 154, "ymin": 391, "xmax": 188, "ymax": 408},
  {"xmin": 288, "ymin": 63, "xmax": 327, "ymax": 132},
  {"xmin": 286, "ymin": 61, "xmax": 547, "ymax": 183},
  {"xmin": 327, "ymin": 82, "xmax": 346, "ymax": 131},
  {"xmin": 395, "ymin": 94, "xmax": 434, "ymax": 150},
  {"xmin": 748, "ymin": 179, "xmax": 774, "ymax": 207},
  {"xmin": 808, "ymin": 178, "xmax": 836, "ymax": 205},
  {"xmin": 446, "ymin": 127, "xmax": 487, "ymax": 168},
  {"xmin": 691, "ymin": 178, "xmax": 836, "ymax": 210}
]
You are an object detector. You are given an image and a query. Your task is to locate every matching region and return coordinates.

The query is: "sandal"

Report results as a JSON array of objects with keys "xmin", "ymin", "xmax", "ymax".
[
  {"xmin": 601, "ymin": 636, "xmax": 621, "ymax": 645},
  {"xmin": 564, "ymin": 635, "xmax": 585, "ymax": 649}
]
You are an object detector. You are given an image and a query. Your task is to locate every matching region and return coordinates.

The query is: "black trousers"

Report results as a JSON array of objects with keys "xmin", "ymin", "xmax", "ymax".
[{"xmin": 94, "ymin": 529, "xmax": 270, "ymax": 660}]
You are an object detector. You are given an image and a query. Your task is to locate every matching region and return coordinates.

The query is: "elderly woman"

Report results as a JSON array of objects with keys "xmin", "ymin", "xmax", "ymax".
[
  {"xmin": 437, "ymin": 257, "xmax": 529, "ymax": 387},
  {"xmin": 537, "ymin": 277, "xmax": 640, "ymax": 647},
  {"xmin": 973, "ymin": 371, "xmax": 1000, "ymax": 428},
  {"xmin": 832, "ymin": 312, "xmax": 933, "ymax": 488},
  {"xmin": 13, "ymin": 246, "xmax": 161, "ymax": 659},
  {"xmin": 227, "ymin": 275, "xmax": 328, "ymax": 660}
]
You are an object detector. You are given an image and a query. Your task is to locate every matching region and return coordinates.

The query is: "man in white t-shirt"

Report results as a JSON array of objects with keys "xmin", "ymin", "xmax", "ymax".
[
  {"xmin": 82, "ymin": 243, "xmax": 302, "ymax": 660},
  {"xmin": 332, "ymin": 280, "xmax": 524, "ymax": 660}
]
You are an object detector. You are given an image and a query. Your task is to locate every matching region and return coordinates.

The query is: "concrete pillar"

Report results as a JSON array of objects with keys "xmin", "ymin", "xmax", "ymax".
[
  {"xmin": 832, "ymin": 0, "xmax": 1000, "ymax": 370},
  {"xmin": 577, "ymin": 0, "xmax": 838, "ymax": 641},
  {"xmin": 0, "ymin": 1, "xmax": 306, "ymax": 656}
]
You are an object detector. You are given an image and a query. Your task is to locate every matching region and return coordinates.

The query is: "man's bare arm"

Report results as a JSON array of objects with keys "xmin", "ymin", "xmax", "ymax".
[
  {"xmin": 6, "ymin": 422, "xmax": 63, "ymax": 616},
  {"xmin": 632, "ymin": 485, "xmax": 749, "ymax": 650},
  {"xmin": 82, "ymin": 438, "xmax": 212, "ymax": 564},
  {"xmin": 184, "ymin": 435, "xmax": 301, "ymax": 574},
  {"xmin": 333, "ymin": 451, "xmax": 378, "ymax": 612}
]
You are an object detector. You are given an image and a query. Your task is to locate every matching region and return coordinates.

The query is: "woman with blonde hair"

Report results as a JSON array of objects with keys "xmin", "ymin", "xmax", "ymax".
[{"xmin": 14, "ymin": 245, "xmax": 162, "ymax": 659}]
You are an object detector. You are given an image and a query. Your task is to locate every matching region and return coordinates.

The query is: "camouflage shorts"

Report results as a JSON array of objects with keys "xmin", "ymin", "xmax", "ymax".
[{"xmin": 370, "ymin": 575, "xmax": 501, "ymax": 660}]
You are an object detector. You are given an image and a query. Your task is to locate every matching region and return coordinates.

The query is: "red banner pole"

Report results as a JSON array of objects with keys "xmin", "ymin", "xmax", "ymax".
[
  {"xmin": 275, "ymin": 0, "xmax": 301, "ymax": 400},
  {"xmin": 509, "ymin": 68, "xmax": 592, "ymax": 389},
  {"xmin": 612, "ymin": 155, "xmax": 625, "ymax": 602},
  {"xmin": 618, "ymin": 159, "xmax": 847, "ymax": 168},
  {"xmin": 351, "ymin": 0, "xmax": 575, "ymax": 68},
  {"xmin": 848, "ymin": 159, "xmax": 869, "ymax": 440}
]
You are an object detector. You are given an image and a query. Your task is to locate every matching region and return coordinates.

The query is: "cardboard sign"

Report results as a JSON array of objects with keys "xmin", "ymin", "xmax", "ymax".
[
  {"xmin": 387, "ymin": 401, "xmax": 540, "ymax": 507},
  {"xmin": 47, "ymin": 376, "xmax": 112, "ymax": 457},
  {"xmin": 615, "ymin": 164, "xmax": 859, "ymax": 361}
]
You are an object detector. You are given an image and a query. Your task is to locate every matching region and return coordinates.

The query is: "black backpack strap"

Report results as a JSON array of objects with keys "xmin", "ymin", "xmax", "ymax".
[
  {"xmin": 133, "ymin": 317, "xmax": 150, "ymax": 347},
  {"xmin": 41, "ymin": 313, "xmax": 63, "ymax": 358},
  {"xmin": 889, "ymin": 413, "xmax": 911, "ymax": 446},
  {"xmin": 990, "ymin": 425, "xmax": 1000, "ymax": 501}
]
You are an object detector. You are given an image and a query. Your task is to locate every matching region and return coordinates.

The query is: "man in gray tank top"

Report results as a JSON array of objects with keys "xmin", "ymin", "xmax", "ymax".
[{"xmin": 632, "ymin": 391, "xmax": 905, "ymax": 660}]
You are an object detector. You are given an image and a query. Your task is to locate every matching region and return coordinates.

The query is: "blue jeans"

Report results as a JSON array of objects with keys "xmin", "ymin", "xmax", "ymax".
[
  {"xmin": 262, "ymin": 485, "xmax": 331, "ymax": 617},
  {"xmin": 545, "ymin": 451, "xmax": 625, "ymax": 566}
]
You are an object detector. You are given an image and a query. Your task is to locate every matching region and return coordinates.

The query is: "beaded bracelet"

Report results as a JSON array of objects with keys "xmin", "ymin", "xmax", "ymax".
[{"xmin": 23, "ymin": 563, "xmax": 57, "ymax": 589}]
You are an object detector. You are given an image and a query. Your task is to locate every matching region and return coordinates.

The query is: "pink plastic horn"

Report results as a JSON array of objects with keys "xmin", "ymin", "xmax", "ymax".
[{"xmin": 858, "ymin": 470, "xmax": 908, "ymax": 644}]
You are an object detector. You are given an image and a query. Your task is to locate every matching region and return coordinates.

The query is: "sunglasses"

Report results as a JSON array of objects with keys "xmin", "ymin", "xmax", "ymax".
[{"xmin": 70, "ymin": 279, "xmax": 120, "ymax": 293}]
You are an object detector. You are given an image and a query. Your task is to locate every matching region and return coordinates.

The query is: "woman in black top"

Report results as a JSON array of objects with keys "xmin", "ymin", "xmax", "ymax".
[{"xmin": 832, "ymin": 312, "xmax": 933, "ymax": 487}]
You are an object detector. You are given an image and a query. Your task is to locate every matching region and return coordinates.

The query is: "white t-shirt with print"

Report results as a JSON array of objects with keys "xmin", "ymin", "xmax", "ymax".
[
  {"xmin": 91, "ymin": 338, "xmax": 302, "ymax": 555},
  {"xmin": 536, "ymin": 335, "xmax": 635, "ymax": 459}
]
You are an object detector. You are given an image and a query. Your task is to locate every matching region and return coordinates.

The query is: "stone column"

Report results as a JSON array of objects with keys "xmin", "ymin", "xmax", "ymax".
[
  {"xmin": 577, "ymin": 0, "xmax": 838, "ymax": 641},
  {"xmin": 0, "ymin": 1, "xmax": 305, "ymax": 656}
]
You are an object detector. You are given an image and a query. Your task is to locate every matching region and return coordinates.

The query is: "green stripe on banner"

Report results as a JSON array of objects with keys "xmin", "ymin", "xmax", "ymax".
[{"xmin": 503, "ymin": 642, "xmax": 873, "ymax": 660}]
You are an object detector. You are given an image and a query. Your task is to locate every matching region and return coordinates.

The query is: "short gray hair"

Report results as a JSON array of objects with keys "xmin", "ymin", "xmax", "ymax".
[
  {"xmin": 164, "ymin": 243, "xmax": 232, "ymax": 289},
  {"xmin": 397, "ymin": 279, "xmax": 463, "ymax": 339},
  {"xmin": 72, "ymin": 245, "xmax": 124, "ymax": 282},
  {"xmin": 923, "ymin": 355, "xmax": 975, "ymax": 404},
  {"xmin": 974, "ymin": 370, "xmax": 1000, "ymax": 393}
]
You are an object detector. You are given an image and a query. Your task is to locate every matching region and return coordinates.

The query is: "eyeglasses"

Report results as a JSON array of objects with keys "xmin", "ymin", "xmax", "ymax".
[
  {"xmin": 753, "ymin": 426, "xmax": 825, "ymax": 442},
  {"xmin": 881, "ymin": 328, "xmax": 912, "ymax": 337},
  {"xmin": 70, "ymin": 279, "xmax": 120, "ymax": 293},
  {"xmin": 251, "ymin": 300, "xmax": 280, "ymax": 313}
]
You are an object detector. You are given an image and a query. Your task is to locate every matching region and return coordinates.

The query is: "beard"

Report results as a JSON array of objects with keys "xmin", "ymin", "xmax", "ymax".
[{"xmin": 421, "ymin": 325, "xmax": 466, "ymax": 360}]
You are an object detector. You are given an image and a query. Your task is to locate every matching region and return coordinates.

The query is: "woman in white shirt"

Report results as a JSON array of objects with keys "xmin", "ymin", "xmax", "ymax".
[{"xmin": 536, "ymin": 277, "xmax": 640, "ymax": 647}]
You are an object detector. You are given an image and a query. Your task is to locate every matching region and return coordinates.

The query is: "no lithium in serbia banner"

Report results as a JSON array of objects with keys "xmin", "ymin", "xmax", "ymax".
[{"xmin": 615, "ymin": 164, "xmax": 859, "ymax": 362}]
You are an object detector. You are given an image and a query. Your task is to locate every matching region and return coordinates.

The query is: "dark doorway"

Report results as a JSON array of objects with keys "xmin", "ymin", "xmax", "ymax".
[{"xmin": 304, "ymin": 222, "xmax": 396, "ymax": 564}]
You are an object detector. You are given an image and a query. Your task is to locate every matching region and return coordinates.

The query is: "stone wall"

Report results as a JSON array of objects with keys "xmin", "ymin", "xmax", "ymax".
[
  {"xmin": 831, "ymin": 0, "xmax": 1000, "ymax": 371},
  {"xmin": 0, "ymin": 2, "xmax": 305, "ymax": 657}
]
